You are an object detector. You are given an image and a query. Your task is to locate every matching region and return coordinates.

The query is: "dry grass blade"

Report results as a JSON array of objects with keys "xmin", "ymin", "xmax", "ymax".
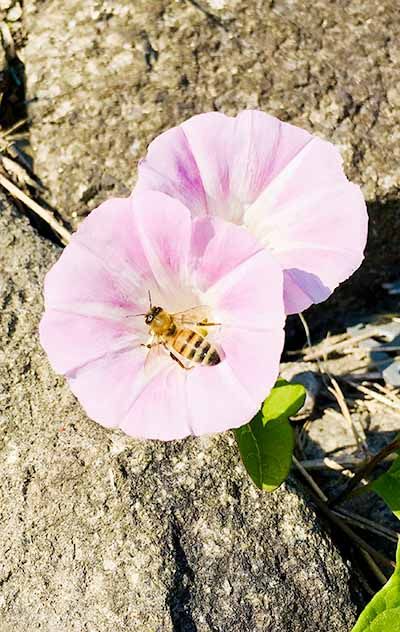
[
  {"xmin": 346, "ymin": 380, "xmax": 400, "ymax": 413},
  {"xmin": 3, "ymin": 144, "xmax": 33, "ymax": 174},
  {"xmin": 0, "ymin": 21, "xmax": 16, "ymax": 60},
  {"xmin": 373, "ymin": 382, "xmax": 400, "ymax": 402},
  {"xmin": 333, "ymin": 509, "xmax": 399, "ymax": 543},
  {"xmin": 302, "ymin": 331, "xmax": 378, "ymax": 361},
  {"xmin": 328, "ymin": 376, "xmax": 368, "ymax": 453},
  {"xmin": 293, "ymin": 457, "xmax": 395, "ymax": 575},
  {"xmin": 301, "ymin": 454, "xmax": 396, "ymax": 471},
  {"xmin": 358, "ymin": 549, "xmax": 389, "ymax": 586},
  {"xmin": 0, "ymin": 173, "xmax": 71, "ymax": 245},
  {"xmin": 298, "ymin": 312, "xmax": 312, "ymax": 349},
  {"xmin": 293, "ymin": 456, "xmax": 328, "ymax": 501},
  {"xmin": 1, "ymin": 119, "xmax": 29, "ymax": 138},
  {"xmin": 330, "ymin": 436, "xmax": 400, "ymax": 506},
  {"xmin": 339, "ymin": 371, "xmax": 383, "ymax": 381},
  {"xmin": 301, "ymin": 456, "xmax": 362, "ymax": 471},
  {"xmin": 1, "ymin": 156, "xmax": 41, "ymax": 190}
]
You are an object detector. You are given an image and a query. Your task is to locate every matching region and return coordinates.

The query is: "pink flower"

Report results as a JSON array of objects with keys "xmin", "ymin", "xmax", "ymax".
[
  {"xmin": 135, "ymin": 110, "xmax": 368, "ymax": 315},
  {"xmin": 40, "ymin": 192, "xmax": 285, "ymax": 440}
]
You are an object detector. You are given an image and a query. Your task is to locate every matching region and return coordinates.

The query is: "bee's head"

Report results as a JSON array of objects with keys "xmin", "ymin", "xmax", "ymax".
[{"xmin": 145, "ymin": 306, "xmax": 162, "ymax": 325}]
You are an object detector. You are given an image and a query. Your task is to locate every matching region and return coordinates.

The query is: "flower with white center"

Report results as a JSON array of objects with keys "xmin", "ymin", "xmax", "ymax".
[
  {"xmin": 40, "ymin": 192, "xmax": 285, "ymax": 440},
  {"xmin": 135, "ymin": 110, "xmax": 368, "ymax": 315}
]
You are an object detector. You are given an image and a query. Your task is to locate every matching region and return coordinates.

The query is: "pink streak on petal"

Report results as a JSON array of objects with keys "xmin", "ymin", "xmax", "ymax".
[
  {"xmin": 135, "ymin": 126, "xmax": 208, "ymax": 216},
  {"xmin": 181, "ymin": 112, "xmax": 234, "ymax": 215},
  {"xmin": 131, "ymin": 191, "xmax": 193, "ymax": 295},
  {"xmin": 229, "ymin": 110, "xmax": 281, "ymax": 204},
  {"xmin": 119, "ymin": 364, "xmax": 193, "ymax": 440},
  {"xmin": 260, "ymin": 116, "xmax": 312, "ymax": 186},
  {"xmin": 39, "ymin": 309, "xmax": 137, "ymax": 375}
]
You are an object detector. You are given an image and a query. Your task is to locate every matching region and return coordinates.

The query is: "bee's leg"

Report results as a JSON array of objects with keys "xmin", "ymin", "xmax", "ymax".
[
  {"xmin": 141, "ymin": 334, "xmax": 158, "ymax": 349},
  {"xmin": 169, "ymin": 351, "xmax": 194, "ymax": 371}
]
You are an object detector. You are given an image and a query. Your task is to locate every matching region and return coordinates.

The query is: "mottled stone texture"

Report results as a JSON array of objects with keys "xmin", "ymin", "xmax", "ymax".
[
  {"xmin": 22, "ymin": 0, "xmax": 400, "ymax": 322},
  {"xmin": 0, "ymin": 196, "xmax": 361, "ymax": 631}
]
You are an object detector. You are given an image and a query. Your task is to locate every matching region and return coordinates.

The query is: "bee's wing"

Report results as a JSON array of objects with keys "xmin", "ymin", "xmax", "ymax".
[
  {"xmin": 173, "ymin": 305, "xmax": 216, "ymax": 327},
  {"xmin": 172, "ymin": 305, "xmax": 222, "ymax": 336}
]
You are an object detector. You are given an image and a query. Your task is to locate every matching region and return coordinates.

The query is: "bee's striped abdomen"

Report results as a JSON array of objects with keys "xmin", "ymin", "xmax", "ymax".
[{"xmin": 171, "ymin": 328, "xmax": 220, "ymax": 366}]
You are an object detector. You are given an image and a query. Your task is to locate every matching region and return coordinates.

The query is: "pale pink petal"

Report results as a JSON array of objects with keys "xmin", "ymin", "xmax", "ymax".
[
  {"xmin": 119, "ymin": 364, "xmax": 192, "ymax": 440},
  {"xmin": 41, "ymin": 192, "xmax": 195, "ymax": 378},
  {"xmin": 190, "ymin": 216, "xmax": 264, "ymax": 291},
  {"xmin": 185, "ymin": 327, "xmax": 284, "ymax": 435},
  {"xmin": 202, "ymin": 237, "xmax": 285, "ymax": 411},
  {"xmin": 67, "ymin": 347, "xmax": 149, "ymax": 429},
  {"xmin": 180, "ymin": 112, "xmax": 233, "ymax": 215},
  {"xmin": 203, "ymin": 246, "xmax": 284, "ymax": 331},
  {"xmin": 39, "ymin": 310, "xmax": 138, "ymax": 375},
  {"xmin": 120, "ymin": 329, "xmax": 284, "ymax": 439},
  {"xmin": 185, "ymin": 362, "xmax": 259, "ymax": 436},
  {"xmin": 40, "ymin": 197, "xmax": 148, "ymax": 378},
  {"xmin": 44, "ymin": 197, "xmax": 148, "ymax": 312},
  {"xmin": 219, "ymin": 328, "xmax": 284, "ymax": 405},
  {"xmin": 186, "ymin": 227, "xmax": 285, "ymax": 434},
  {"xmin": 245, "ymin": 139, "xmax": 368, "ymax": 313}
]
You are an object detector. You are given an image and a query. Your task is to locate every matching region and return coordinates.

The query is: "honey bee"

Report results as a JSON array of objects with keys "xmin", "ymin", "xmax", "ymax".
[{"xmin": 142, "ymin": 293, "xmax": 221, "ymax": 369}]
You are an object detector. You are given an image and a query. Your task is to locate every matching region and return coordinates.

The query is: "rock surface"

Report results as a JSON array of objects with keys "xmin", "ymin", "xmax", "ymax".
[
  {"xmin": 0, "ymin": 196, "xmax": 362, "ymax": 631},
  {"xmin": 22, "ymin": 0, "xmax": 400, "ymax": 320}
]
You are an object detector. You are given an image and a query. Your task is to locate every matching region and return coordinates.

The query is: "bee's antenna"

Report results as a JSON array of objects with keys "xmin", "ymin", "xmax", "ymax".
[
  {"xmin": 148, "ymin": 289, "xmax": 152, "ymax": 309},
  {"xmin": 126, "ymin": 313, "xmax": 146, "ymax": 318}
]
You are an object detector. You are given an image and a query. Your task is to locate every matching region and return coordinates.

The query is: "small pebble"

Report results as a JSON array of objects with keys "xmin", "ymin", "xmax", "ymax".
[
  {"xmin": 0, "ymin": 0, "xmax": 12, "ymax": 10},
  {"xmin": 7, "ymin": 2, "xmax": 22, "ymax": 21},
  {"xmin": 383, "ymin": 361, "xmax": 400, "ymax": 387}
]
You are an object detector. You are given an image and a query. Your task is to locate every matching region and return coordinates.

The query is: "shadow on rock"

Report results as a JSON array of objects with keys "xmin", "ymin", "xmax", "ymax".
[{"xmin": 167, "ymin": 521, "xmax": 197, "ymax": 632}]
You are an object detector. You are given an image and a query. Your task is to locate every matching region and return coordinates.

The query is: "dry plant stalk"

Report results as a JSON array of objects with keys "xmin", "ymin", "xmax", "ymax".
[
  {"xmin": 328, "ymin": 376, "xmax": 368, "ymax": 453},
  {"xmin": 0, "ymin": 174, "xmax": 71, "ymax": 245},
  {"xmin": 347, "ymin": 380, "xmax": 400, "ymax": 413}
]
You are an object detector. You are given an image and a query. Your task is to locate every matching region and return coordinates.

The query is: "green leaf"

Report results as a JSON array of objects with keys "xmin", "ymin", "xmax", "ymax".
[
  {"xmin": 234, "ymin": 379, "xmax": 306, "ymax": 492},
  {"xmin": 371, "ymin": 452, "xmax": 400, "ymax": 519},
  {"xmin": 262, "ymin": 378, "xmax": 307, "ymax": 422},
  {"xmin": 351, "ymin": 539, "xmax": 400, "ymax": 632}
]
